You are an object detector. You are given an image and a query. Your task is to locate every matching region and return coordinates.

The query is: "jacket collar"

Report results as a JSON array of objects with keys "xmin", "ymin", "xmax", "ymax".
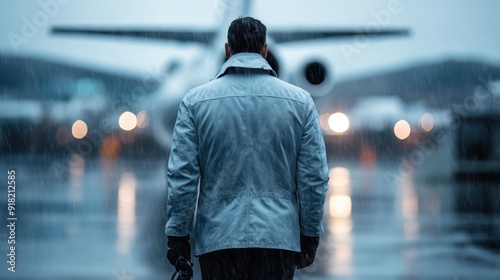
[{"xmin": 213, "ymin": 52, "xmax": 277, "ymax": 80}]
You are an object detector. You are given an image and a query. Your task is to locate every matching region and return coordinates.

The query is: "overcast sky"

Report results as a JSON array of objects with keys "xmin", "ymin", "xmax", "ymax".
[{"xmin": 1, "ymin": 0, "xmax": 499, "ymax": 81}]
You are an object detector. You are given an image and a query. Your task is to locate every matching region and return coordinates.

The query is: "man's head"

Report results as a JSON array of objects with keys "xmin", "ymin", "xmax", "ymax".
[{"xmin": 226, "ymin": 17, "xmax": 268, "ymax": 58}]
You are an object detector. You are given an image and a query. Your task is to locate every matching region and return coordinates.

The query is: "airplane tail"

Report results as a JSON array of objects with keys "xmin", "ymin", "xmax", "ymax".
[{"xmin": 209, "ymin": 0, "xmax": 254, "ymax": 52}]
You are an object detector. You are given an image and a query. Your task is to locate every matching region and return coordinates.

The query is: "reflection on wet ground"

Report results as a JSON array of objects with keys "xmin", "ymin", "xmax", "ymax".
[
  {"xmin": 297, "ymin": 161, "xmax": 500, "ymax": 280},
  {"xmin": 0, "ymin": 155, "xmax": 499, "ymax": 279}
]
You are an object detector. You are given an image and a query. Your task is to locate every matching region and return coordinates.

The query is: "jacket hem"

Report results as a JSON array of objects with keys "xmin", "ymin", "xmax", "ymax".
[{"xmin": 195, "ymin": 243, "xmax": 300, "ymax": 256}]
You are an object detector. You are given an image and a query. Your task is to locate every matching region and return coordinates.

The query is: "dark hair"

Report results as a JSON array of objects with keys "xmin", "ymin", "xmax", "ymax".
[{"xmin": 227, "ymin": 17, "xmax": 267, "ymax": 54}]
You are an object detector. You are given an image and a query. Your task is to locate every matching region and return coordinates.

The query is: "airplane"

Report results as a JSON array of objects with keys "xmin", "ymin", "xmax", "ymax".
[{"xmin": 48, "ymin": 0, "xmax": 411, "ymax": 152}]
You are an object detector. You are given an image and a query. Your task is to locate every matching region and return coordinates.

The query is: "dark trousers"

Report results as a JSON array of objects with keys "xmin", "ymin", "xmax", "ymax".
[{"xmin": 198, "ymin": 248, "xmax": 297, "ymax": 280}]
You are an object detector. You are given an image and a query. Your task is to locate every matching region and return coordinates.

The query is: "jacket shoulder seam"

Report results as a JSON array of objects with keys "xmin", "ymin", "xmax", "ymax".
[{"xmin": 190, "ymin": 94, "xmax": 309, "ymax": 106}]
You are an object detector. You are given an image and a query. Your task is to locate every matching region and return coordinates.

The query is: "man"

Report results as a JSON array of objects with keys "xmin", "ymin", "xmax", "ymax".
[{"xmin": 165, "ymin": 17, "xmax": 329, "ymax": 279}]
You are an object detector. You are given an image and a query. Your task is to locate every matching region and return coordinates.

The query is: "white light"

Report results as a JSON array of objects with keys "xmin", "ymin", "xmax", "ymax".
[
  {"xmin": 117, "ymin": 172, "xmax": 136, "ymax": 254},
  {"xmin": 72, "ymin": 120, "xmax": 88, "ymax": 139},
  {"xmin": 329, "ymin": 195, "xmax": 352, "ymax": 218},
  {"xmin": 136, "ymin": 111, "xmax": 150, "ymax": 129},
  {"xmin": 329, "ymin": 167, "xmax": 350, "ymax": 189},
  {"xmin": 328, "ymin": 113, "xmax": 350, "ymax": 134},
  {"xmin": 419, "ymin": 113, "xmax": 434, "ymax": 132},
  {"xmin": 394, "ymin": 120, "xmax": 411, "ymax": 140},
  {"xmin": 119, "ymin": 111, "xmax": 137, "ymax": 131}
]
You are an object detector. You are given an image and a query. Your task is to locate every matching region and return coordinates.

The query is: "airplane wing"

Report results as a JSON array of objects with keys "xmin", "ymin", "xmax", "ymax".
[
  {"xmin": 268, "ymin": 29, "xmax": 410, "ymax": 43},
  {"xmin": 51, "ymin": 27, "xmax": 217, "ymax": 44},
  {"xmin": 51, "ymin": 26, "xmax": 410, "ymax": 44}
]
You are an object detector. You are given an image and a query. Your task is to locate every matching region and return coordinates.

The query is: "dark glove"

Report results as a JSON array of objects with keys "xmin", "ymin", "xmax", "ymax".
[
  {"xmin": 296, "ymin": 234, "xmax": 320, "ymax": 269},
  {"xmin": 167, "ymin": 235, "xmax": 193, "ymax": 279}
]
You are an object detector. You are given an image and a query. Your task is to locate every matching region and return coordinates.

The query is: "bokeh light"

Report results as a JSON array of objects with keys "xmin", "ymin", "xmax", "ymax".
[
  {"xmin": 419, "ymin": 113, "xmax": 434, "ymax": 132},
  {"xmin": 394, "ymin": 120, "xmax": 411, "ymax": 140},
  {"xmin": 119, "ymin": 111, "xmax": 137, "ymax": 131},
  {"xmin": 72, "ymin": 120, "xmax": 88, "ymax": 139},
  {"xmin": 136, "ymin": 111, "xmax": 150, "ymax": 129},
  {"xmin": 328, "ymin": 112, "xmax": 350, "ymax": 134}
]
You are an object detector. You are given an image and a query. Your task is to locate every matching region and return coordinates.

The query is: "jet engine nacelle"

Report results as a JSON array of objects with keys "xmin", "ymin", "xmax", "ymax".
[{"xmin": 293, "ymin": 60, "xmax": 334, "ymax": 97}]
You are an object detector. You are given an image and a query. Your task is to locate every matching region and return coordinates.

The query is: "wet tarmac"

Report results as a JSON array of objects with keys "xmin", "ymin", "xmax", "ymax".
[{"xmin": 1, "ymin": 154, "xmax": 499, "ymax": 280}]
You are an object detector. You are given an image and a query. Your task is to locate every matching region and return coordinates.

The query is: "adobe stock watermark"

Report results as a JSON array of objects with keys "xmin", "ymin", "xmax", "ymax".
[
  {"xmin": 341, "ymin": 0, "xmax": 410, "ymax": 63},
  {"xmin": 6, "ymin": 0, "xmax": 71, "ymax": 52},
  {"xmin": 384, "ymin": 74, "xmax": 495, "ymax": 189},
  {"xmin": 6, "ymin": 170, "xmax": 17, "ymax": 273}
]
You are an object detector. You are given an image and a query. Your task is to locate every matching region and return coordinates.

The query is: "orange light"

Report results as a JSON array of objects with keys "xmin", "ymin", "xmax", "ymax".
[{"xmin": 101, "ymin": 135, "xmax": 121, "ymax": 159}]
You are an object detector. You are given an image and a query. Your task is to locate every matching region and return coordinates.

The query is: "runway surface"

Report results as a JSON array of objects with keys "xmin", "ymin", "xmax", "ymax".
[{"xmin": 1, "ymin": 154, "xmax": 499, "ymax": 279}]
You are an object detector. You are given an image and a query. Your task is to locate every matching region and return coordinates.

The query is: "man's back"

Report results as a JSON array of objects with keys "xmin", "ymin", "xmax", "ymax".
[
  {"xmin": 165, "ymin": 17, "xmax": 328, "ymax": 280},
  {"xmin": 193, "ymin": 64, "xmax": 311, "ymax": 198},
  {"xmin": 167, "ymin": 53, "xmax": 328, "ymax": 256}
]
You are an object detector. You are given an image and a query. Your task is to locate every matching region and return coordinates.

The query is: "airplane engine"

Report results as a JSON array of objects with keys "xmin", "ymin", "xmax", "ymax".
[{"xmin": 294, "ymin": 60, "xmax": 334, "ymax": 97}]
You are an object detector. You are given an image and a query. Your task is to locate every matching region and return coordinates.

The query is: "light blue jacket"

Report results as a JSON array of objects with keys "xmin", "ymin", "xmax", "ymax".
[{"xmin": 165, "ymin": 52, "xmax": 329, "ymax": 256}]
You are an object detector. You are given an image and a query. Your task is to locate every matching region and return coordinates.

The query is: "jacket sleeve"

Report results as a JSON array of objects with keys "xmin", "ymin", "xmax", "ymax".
[
  {"xmin": 297, "ymin": 100, "xmax": 329, "ymax": 237},
  {"xmin": 165, "ymin": 98, "xmax": 200, "ymax": 236}
]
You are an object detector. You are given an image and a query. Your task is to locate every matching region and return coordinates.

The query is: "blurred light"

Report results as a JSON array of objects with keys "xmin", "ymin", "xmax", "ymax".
[
  {"xmin": 335, "ymin": 244, "xmax": 353, "ymax": 261},
  {"xmin": 329, "ymin": 218, "xmax": 353, "ymax": 236},
  {"xmin": 101, "ymin": 135, "xmax": 121, "ymax": 159},
  {"xmin": 119, "ymin": 111, "xmax": 137, "ymax": 131},
  {"xmin": 329, "ymin": 195, "xmax": 352, "ymax": 218},
  {"xmin": 419, "ymin": 113, "xmax": 434, "ymax": 132},
  {"xmin": 69, "ymin": 153, "xmax": 84, "ymax": 203},
  {"xmin": 136, "ymin": 111, "xmax": 150, "ymax": 129},
  {"xmin": 360, "ymin": 146, "xmax": 377, "ymax": 169},
  {"xmin": 329, "ymin": 167, "xmax": 350, "ymax": 189},
  {"xmin": 399, "ymin": 176, "xmax": 419, "ymax": 241},
  {"xmin": 72, "ymin": 120, "xmax": 88, "ymax": 139},
  {"xmin": 402, "ymin": 192, "xmax": 419, "ymax": 219},
  {"xmin": 55, "ymin": 127, "xmax": 70, "ymax": 145},
  {"xmin": 328, "ymin": 112, "xmax": 350, "ymax": 134},
  {"xmin": 394, "ymin": 120, "xmax": 411, "ymax": 140},
  {"xmin": 328, "ymin": 167, "xmax": 352, "ymax": 218},
  {"xmin": 69, "ymin": 153, "xmax": 84, "ymax": 170},
  {"xmin": 326, "ymin": 167, "xmax": 353, "ymax": 276},
  {"xmin": 118, "ymin": 172, "xmax": 136, "ymax": 203},
  {"xmin": 117, "ymin": 172, "xmax": 136, "ymax": 254}
]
